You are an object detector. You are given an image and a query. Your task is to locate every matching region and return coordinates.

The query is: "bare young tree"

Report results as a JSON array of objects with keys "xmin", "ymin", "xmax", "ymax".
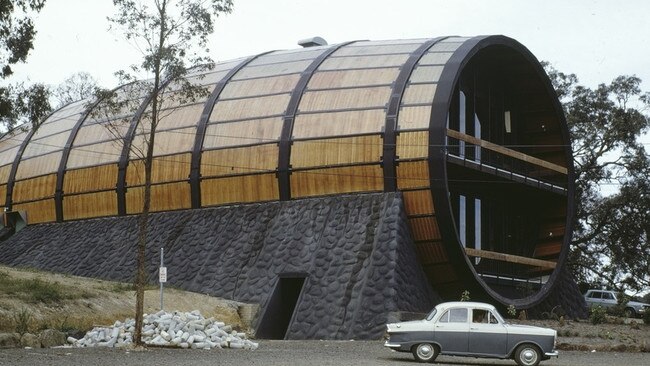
[
  {"xmin": 53, "ymin": 72, "xmax": 99, "ymax": 108},
  {"xmin": 92, "ymin": 0, "xmax": 233, "ymax": 346}
]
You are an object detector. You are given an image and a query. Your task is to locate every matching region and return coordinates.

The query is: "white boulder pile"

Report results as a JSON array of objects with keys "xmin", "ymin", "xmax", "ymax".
[{"xmin": 68, "ymin": 310, "xmax": 259, "ymax": 350}]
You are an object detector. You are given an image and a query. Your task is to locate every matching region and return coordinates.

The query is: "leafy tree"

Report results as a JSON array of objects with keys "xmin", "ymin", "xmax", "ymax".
[
  {"xmin": 0, "ymin": 82, "xmax": 51, "ymax": 130},
  {"xmin": 0, "ymin": 0, "xmax": 46, "ymax": 78},
  {"xmin": 544, "ymin": 64, "xmax": 650, "ymax": 293},
  {"xmin": 97, "ymin": 0, "xmax": 233, "ymax": 346},
  {"xmin": 52, "ymin": 72, "xmax": 99, "ymax": 108},
  {"xmin": 16, "ymin": 82, "xmax": 51, "ymax": 128},
  {"xmin": 0, "ymin": 0, "xmax": 47, "ymax": 131}
]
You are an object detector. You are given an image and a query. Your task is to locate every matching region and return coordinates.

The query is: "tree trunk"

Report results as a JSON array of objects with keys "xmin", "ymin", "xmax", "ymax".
[{"xmin": 133, "ymin": 209, "xmax": 148, "ymax": 346}]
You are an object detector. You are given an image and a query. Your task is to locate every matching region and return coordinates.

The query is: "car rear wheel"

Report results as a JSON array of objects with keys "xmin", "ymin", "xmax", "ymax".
[
  {"xmin": 514, "ymin": 344, "xmax": 541, "ymax": 366},
  {"xmin": 412, "ymin": 343, "xmax": 439, "ymax": 363}
]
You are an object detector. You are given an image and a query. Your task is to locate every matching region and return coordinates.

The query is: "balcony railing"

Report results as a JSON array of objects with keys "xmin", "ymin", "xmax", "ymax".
[{"xmin": 445, "ymin": 129, "xmax": 568, "ymax": 193}]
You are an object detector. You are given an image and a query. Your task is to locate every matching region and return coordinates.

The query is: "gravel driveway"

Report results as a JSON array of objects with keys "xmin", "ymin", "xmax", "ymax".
[{"xmin": 1, "ymin": 340, "xmax": 648, "ymax": 366}]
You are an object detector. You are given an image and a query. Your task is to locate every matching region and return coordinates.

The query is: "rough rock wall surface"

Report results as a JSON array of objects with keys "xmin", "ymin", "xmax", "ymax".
[
  {"xmin": 0, "ymin": 192, "xmax": 436, "ymax": 339},
  {"xmin": 528, "ymin": 266, "xmax": 589, "ymax": 319}
]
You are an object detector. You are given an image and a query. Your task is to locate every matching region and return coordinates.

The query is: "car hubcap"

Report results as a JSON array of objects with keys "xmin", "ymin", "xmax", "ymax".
[
  {"xmin": 522, "ymin": 348, "xmax": 537, "ymax": 365},
  {"xmin": 417, "ymin": 344, "xmax": 433, "ymax": 359}
]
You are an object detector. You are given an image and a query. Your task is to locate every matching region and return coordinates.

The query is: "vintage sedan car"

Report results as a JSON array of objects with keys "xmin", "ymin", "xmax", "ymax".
[
  {"xmin": 584, "ymin": 289, "xmax": 650, "ymax": 318},
  {"xmin": 385, "ymin": 302, "xmax": 558, "ymax": 366}
]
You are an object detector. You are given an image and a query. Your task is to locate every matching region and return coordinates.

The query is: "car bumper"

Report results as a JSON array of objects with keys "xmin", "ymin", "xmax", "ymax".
[
  {"xmin": 384, "ymin": 341, "xmax": 402, "ymax": 349},
  {"xmin": 545, "ymin": 350, "xmax": 559, "ymax": 358}
]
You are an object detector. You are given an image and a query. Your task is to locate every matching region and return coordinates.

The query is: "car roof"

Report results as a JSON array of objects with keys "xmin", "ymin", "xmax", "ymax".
[{"xmin": 435, "ymin": 301, "xmax": 498, "ymax": 311}]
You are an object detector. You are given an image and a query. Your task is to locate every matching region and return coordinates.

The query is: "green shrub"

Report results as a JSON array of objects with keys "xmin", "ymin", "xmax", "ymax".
[
  {"xmin": 609, "ymin": 292, "xmax": 630, "ymax": 317},
  {"xmin": 13, "ymin": 308, "xmax": 32, "ymax": 336},
  {"xmin": 643, "ymin": 309, "xmax": 650, "ymax": 325},
  {"xmin": 590, "ymin": 305, "xmax": 607, "ymax": 325},
  {"xmin": 23, "ymin": 279, "xmax": 63, "ymax": 303},
  {"xmin": 507, "ymin": 304, "xmax": 517, "ymax": 318},
  {"xmin": 460, "ymin": 290, "xmax": 470, "ymax": 301}
]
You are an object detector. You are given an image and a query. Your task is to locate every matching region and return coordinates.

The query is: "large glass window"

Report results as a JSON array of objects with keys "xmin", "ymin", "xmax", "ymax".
[{"xmin": 439, "ymin": 308, "xmax": 468, "ymax": 323}]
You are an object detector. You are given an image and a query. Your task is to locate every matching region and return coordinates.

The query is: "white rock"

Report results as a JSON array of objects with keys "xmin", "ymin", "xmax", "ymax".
[
  {"xmin": 69, "ymin": 310, "xmax": 256, "ymax": 350},
  {"xmin": 193, "ymin": 335, "xmax": 205, "ymax": 342},
  {"xmin": 142, "ymin": 329, "xmax": 155, "ymax": 337},
  {"xmin": 181, "ymin": 331, "xmax": 190, "ymax": 341},
  {"xmin": 161, "ymin": 330, "xmax": 171, "ymax": 341}
]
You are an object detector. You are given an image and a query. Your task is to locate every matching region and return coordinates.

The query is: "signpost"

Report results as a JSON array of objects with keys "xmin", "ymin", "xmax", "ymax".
[{"xmin": 159, "ymin": 248, "xmax": 166, "ymax": 310}]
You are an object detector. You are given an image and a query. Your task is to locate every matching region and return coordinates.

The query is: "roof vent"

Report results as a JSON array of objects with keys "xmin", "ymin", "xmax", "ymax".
[{"xmin": 298, "ymin": 36, "xmax": 328, "ymax": 48}]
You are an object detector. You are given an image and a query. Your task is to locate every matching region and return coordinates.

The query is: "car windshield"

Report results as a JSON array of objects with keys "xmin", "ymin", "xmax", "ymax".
[{"xmin": 425, "ymin": 308, "xmax": 437, "ymax": 321}]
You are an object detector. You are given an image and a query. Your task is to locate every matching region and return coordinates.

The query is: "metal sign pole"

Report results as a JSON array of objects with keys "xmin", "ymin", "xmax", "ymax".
[{"xmin": 159, "ymin": 247, "xmax": 164, "ymax": 311}]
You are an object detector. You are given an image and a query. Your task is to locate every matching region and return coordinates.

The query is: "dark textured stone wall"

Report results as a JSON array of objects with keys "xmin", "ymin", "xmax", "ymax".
[
  {"xmin": 0, "ymin": 192, "xmax": 437, "ymax": 339},
  {"xmin": 528, "ymin": 266, "xmax": 589, "ymax": 319}
]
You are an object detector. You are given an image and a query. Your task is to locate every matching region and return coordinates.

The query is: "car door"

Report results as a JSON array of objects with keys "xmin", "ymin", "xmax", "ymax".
[
  {"xmin": 468, "ymin": 308, "xmax": 507, "ymax": 356},
  {"xmin": 586, "ymin": 291, "xmax": 602, "ymax": 308},
  {"xmin": 601, "ymin": 291, "xmax": 616, "ymax": 308},
  {"xmin": 433, "ymin": 307, "xmax": 469, "ymax": 354}
]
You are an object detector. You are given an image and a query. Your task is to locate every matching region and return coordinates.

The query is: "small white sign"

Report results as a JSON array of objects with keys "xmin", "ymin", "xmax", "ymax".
[{"xmin": 159, "ymin": 266, "xmax": 167, "ymax": 283}]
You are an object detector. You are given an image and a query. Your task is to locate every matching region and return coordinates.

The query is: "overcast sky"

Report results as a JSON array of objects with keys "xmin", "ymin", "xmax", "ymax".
[{"xmin": 9, "ymin": 0, "xmax": 650, "ymax": 95}]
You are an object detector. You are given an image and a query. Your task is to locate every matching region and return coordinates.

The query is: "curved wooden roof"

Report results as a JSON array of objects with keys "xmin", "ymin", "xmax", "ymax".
[{"xmin": 0, "ymin": 36, "xmax": 575, "ymax": 308}]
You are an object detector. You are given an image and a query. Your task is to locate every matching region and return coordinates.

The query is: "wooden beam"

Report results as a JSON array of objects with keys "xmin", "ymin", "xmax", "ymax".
[
  {"xmin": 464, "ymin": 248, "xmax": 557, "ymax": 269},
  {"xmin": 446, "ymin": 129, "xmax": 568, "ymax": 174}
]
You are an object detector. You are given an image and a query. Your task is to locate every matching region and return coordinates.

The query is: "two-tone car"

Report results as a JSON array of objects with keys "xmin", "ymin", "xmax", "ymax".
[
  {"xmin": 584, "ymin": 289, "xmax": 650, "ymax": 318},
  {"xmin": 385, "ymin": 301, "xmax": 558, "ymax": 366}
]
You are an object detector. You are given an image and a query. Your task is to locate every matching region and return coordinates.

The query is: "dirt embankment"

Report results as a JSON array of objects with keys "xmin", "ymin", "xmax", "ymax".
[
  {"xmin": 0, "ymin": 265, "xmax": 253, "ymax": 336},
  {"xmin": 511, "ymin": 318, "xmax": 649, "ymax": 352}
]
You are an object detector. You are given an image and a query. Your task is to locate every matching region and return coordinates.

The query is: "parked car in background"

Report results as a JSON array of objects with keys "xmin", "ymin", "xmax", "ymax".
[
  {"xmin": 583, "ymin": 289, "xmax": 649, "ymax": 318},
  {"xmin": 384, "ymin": 302, "xmax": 558, "ymax": 366}
]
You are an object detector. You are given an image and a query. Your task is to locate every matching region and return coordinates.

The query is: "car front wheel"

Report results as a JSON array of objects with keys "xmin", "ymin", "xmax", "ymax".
[
  {"xmin": 514, "ymin": 344, "xmax": 541, "ymax": 366},
  {"xmin": 624, "ymin": 307, "xmax": 635, "ymax": 318},
  {"xmin": 412, "ymin": 343, "xmax": 439, "ymax": 363}
]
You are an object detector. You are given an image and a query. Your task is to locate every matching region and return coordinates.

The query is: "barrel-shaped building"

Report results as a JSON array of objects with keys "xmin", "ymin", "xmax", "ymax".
[{"xmin": 0, "ymin": 36, "xmax": 581, "ymax": 336}]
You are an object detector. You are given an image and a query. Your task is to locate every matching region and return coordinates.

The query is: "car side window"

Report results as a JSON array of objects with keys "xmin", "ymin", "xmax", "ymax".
[
  {"xmin": 439, "ymin": 308, "xmax": 469, "ymax": 323},
  {"xmin": 472, "ymin": 309, "xmax": 500, "ymax": 324},
  {"xmin": 589, "ymin": 291, "xmax": 602, "ymax": 299},
  {"xmin": 603, "ymin": 292, "xmax": 614, "ymax": 300},
  {"xmin": 472, "ymin": 309, "xmax": 488, "ymax": 323},
  {"xmin": 425, "ymin": 308, "xmax": 437, "ymax": 321},
  {"xmin": 449, "ymin": 308, "xmax": 468, "ymax": 323},
  {"xmin": 489, "ymin": 311, "xmax": 499, "ymax": 324},
  {"xmin": 438, "ymin": 310, "xmax": 450, "ymax": 323}
]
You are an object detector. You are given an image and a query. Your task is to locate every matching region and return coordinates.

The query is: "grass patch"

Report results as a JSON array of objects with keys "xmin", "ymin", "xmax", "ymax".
[
  {"xmin": 0, "ymin": 270, "xmax": 94, "ymax": 304},
  {"xmin": 106, "ymin": 282, "xmax": 158, "ymax": 292},
  {"xmin": 109, "ymin": 282, "xmax": 134, "ymax": 292}
]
